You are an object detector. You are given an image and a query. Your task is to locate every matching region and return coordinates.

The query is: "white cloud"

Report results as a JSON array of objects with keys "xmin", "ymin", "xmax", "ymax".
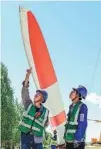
[
  {"xmin": 86, "ymin": 93, "xmax": 101, "ymax": 108},
  {"xmin": 99, "ymin": 103, "xmax": 101, "ymax": 108}
]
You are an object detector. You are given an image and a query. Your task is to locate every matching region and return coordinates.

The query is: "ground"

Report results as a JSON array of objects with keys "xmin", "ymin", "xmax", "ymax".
[{"xmin": 86, "ymin": 147, "xmax": 101, "ymax": 149}]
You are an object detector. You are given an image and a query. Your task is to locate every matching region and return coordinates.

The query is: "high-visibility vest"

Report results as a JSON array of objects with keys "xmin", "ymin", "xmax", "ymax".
[
  {"xmin": 18, "ymin": 103, "xmax": 49, "ymax": 137},
  {"xmin": 64, "ymin": 101, "xmax": 83, "ymax": 142}
]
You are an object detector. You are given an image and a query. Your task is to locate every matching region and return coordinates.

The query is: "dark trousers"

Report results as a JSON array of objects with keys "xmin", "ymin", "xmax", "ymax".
[
  {"xmin": 66, "ymin": 142, "xmax": 85, "ymax": 149},
  {"xmin": 21, "ymin": 132, "xmax": 43, "ymax": 149},
  {"xmin": 51, "ymin": 145, "xmax": 56, "ymax": 149}
]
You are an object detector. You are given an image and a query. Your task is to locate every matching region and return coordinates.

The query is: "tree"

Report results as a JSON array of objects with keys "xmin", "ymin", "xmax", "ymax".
[
  {"xmin": 1, "ymin": 63, "xmax": 18, "ymax": 148},
  {"xmin": 12, "ymin": 99, "xmax": 23, "ymax": 148}
]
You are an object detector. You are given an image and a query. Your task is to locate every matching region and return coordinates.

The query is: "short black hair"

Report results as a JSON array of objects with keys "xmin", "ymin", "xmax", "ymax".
[{"xmin": 79, "ymin": 97, "xmax": 82, "ymax": 100}]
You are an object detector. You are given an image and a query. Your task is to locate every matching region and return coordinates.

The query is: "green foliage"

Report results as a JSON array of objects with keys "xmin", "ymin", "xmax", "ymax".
[
  {"xmin": 1, "ymin": 62, "xmax": 23, "ymax": 148},
  {"xmin": 12, "ymin": 99, "xmax": 23, "ymax": 146},
  {"xmin": 1, "ymin": 63, "xmax": 15, "ymax": 141},
  {"xmin": 43, "ymin": 131, "xmax": 52, "ymax": 149}
]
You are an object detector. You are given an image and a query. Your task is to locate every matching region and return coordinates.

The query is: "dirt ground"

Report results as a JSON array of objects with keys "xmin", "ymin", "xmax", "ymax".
[{"xmin": 86, "ymin": 147, "xmax": 101, "ymax": 149}]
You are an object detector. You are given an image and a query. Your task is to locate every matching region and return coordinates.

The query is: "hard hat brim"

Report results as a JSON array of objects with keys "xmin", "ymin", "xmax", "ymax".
[
  {"xmin": 36, "ymin": 90, "xmax": 43, "ymax": 94},
  {"xmin": 72, "ymin": 88, "xmax": 85, "ymax": 99},
  {"xmin": 72, "ymin": 88, "xmax": 77, "ymax": 91}
]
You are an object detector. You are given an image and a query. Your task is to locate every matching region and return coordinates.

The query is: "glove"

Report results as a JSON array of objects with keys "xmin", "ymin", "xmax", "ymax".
[
  {"xmin": 26, "ymin": 68, "xmax": 32, "ymax": 74},
  {"xmin": 74, "ymin": 140, "xmax": 80, "ymax": 148}
]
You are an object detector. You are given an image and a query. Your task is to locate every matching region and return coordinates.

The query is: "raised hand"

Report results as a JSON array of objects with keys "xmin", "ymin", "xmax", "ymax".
[
  {"xmin": 24, "ymin": 67, "xmax": 32, "ymax": 87},
  {"xmin": 26, "ymin": 67, "xmax": 32, "ymax": 76}
]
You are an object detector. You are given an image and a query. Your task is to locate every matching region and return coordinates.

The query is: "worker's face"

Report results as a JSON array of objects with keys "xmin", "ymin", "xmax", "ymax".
[
  {"xmin": 34, "ymin": 92, "xmax": 44, "ymax": 103},
  {"xmin": 69, "ymin": 90, "xmax": 78, "ymax": 101}
]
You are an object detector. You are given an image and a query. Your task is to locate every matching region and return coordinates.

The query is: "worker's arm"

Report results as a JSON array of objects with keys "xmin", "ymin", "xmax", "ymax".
[
  {"xmin": 74, "ymin": 104, "xmax": 88, "ymax": 142},
  {"xmin": 21, "ymin": 68, "xmax": 32, "ymax": 110}
]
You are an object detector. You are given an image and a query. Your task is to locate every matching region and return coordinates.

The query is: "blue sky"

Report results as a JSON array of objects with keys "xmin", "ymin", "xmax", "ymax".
[{"xmin": 1, "ymin": 1, "xmax": 101, "ymax": 141}]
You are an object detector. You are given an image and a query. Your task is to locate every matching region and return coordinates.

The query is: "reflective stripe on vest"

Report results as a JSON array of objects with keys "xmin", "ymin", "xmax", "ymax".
[
  {"xmin": 35, "ymin": 119, "xmax": 44, "ymax": 127},
  {"xmin": 26, "ymin": 104, "xmax": 33, "ymax": 114},
  {"xmin": 66, "ymin": 129, "xmax": 76, "ymax": 133},
  {"xmin": 23, "ymin": 112, "xmax": 44, "ymax": 127},
  {"xmin": 18, "ymin": 103, "xmax": 49, "ymax": 136},
  {"xmin": 64, "ymin": 102, "xmax": 83, "ymax": 142},
  {"xmin": 19, "ymin": 121, "xmax": 40, "ymax": 132},
  {"xmin": 69, "ymin": 121, "xmax": 78, "ymax": 125},
  {"xmin": 23, "ymin": 112, "xmax": 34, "ymax": 120},
  {"xmin": 23, "ymin": 110, "xmax": 48, "ymax": 127},
  {"xmin": 68, "ymin": 102, "xmax": 83, "ymax": 127},
  {"xmin": 42, "ymin": 109, "xmax": 49, "ymax": 125},
  {"xmin": 73, "ymin": 103, "xmax": 83, "ymax": 123}
]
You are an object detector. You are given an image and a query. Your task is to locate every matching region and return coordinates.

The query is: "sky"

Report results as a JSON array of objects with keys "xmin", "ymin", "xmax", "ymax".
[{"xmin": 1, "ymin": 1, "xmax": 101, "ymax": 142}]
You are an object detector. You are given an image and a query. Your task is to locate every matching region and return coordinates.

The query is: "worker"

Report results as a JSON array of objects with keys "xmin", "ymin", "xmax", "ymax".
[
  {"xmin": 18, "ymin": 68, "xmax": 49, "ymax": 149},
  {"xmin": 64, "ymin": 86, "xmax": 88, "ymax": 149}
]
